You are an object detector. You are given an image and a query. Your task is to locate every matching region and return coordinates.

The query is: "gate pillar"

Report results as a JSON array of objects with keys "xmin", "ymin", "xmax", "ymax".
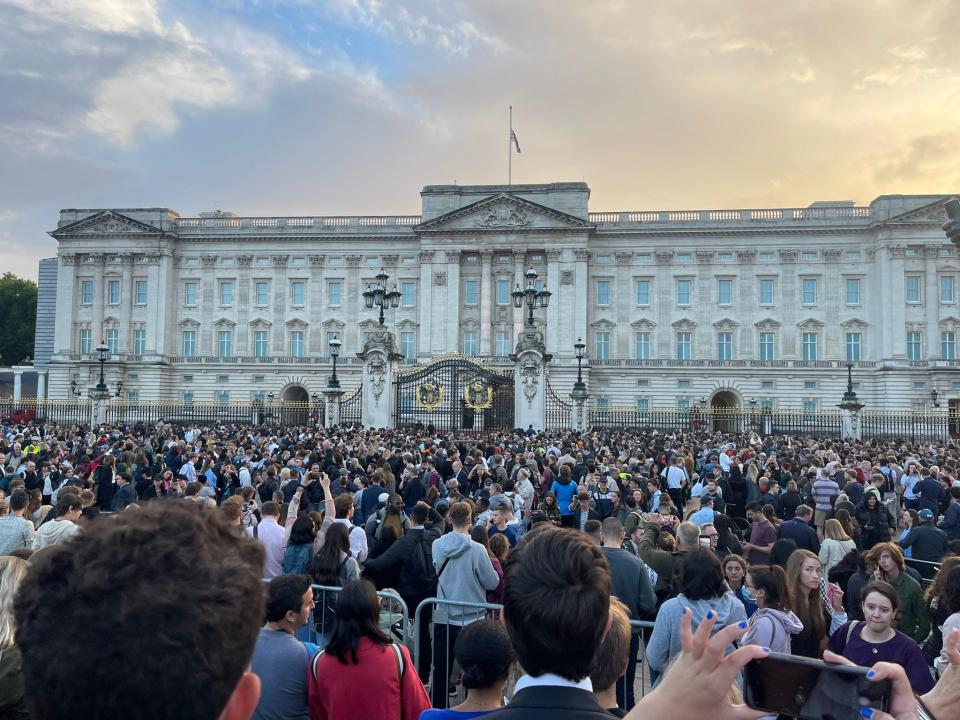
[
  {"xmin": 323, "ymin": 389, "xmax": 344, "ymax": 428},
  {"xmin": 511, "ymin": 326, "xmax": 550, "ymax": 432},
  {"xmin": 358, "ymin": 329, "xmax": 402, "ymax": 429}
]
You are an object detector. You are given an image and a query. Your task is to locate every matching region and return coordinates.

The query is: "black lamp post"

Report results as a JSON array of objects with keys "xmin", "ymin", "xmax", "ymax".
[
  {"xmin": 841, "ymin": 362, "xmax": 861, "ymax": 405},
  {"xmin": 573, "ymin": 337, "xmax": 586, "ymax": 392},
  {"xmin": 511, "ymin": 266, "xmax": 551, "ymax": 326},
  {"xmin": 931, "ymin": 388, "xmax": 940, "ymax": 408},
  {"xmin": 749, "ymin": 397, "xmax": 758, "ymax": 430},
  {"xmin": 328, "ymin": 337, "xmax": 342, "ymax": 389},
  {"xmin": 69, "ymin": 380, "xmax": 81, "ymax": 398},
  {"xmin": 362, "ymin": 268, "xmax": 401, "ymax": 326},
  {"xmin": 95, "ymin": 342, "xmax": 110, "ymax": 393},
  {"xmin": 699, "ymin": 396, "xmax": 707, "ymax": 408}
]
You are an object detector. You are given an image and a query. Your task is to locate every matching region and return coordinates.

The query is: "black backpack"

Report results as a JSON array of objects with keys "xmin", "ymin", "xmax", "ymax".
[{"xmin": 401, "ymin": 534, "xmax": 437, "ymax": 598}]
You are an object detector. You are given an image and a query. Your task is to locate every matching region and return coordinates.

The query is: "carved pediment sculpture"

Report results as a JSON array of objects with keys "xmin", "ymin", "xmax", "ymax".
[{"xmin": 476, "ymin": 203, "xmax": 530, "ymax": 228}]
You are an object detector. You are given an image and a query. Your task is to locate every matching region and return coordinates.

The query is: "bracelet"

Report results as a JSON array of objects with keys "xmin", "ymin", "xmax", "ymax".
[{"xmin": 917, "ymin": 698, "xmax": 937, "ymax": 720}]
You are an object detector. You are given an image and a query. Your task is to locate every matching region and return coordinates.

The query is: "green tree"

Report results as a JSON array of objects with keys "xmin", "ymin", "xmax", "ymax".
[{"xmin": 0, "ymin": 273, "xmax": 37, "ymax": 366}]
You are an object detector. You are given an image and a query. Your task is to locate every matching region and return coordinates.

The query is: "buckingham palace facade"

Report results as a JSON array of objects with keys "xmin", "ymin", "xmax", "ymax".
[{"xmin": 41, "ymin": 182, "xmax": 960, "ymax": 413}]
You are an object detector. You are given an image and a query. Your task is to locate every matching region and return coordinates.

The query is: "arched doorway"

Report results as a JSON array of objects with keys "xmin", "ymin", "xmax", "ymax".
[
  {"xmin": 279, "ymin": 384, "xmax": 310, "ymax": 425},
  {"xmin": 710, "ymin": 390, "xmax": 741, "ymax": 433}
]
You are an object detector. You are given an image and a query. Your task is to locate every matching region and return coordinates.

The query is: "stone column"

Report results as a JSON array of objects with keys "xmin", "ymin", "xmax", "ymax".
[
  {"xmin": 446, "ymin": 250, "xmax": 462, "ymax": 353},
  {"xmin": 323, "ymin": 388, "xmax": 344, "ymax": 428},
  {"xmin": 272, "ymin": 255, "xmax": 289, "ymax": 354},
  {"xmin": 546, "ymin": 249, "xmax": 562, "ymax": 357},
  {"xmin": 615, "ymin": 252, "xmax": 633, "ymax": 359},
  {"xmin": 479, "ymin": 250, "xmax": 493, "ymax": 355},
  {"xmin": 12, "ymin": 368, "xmax": 23, "ymax": 404},
  {"xmin": 345, "ymin": 255, "xmax": 362, "ymax": 356},
  {"xmin": 512, "ymin": 326, "xmax": 550, "ymax": 431},
  {"xmin": 358, "ymin": 329, "xmax": 402, "ymax": 428},
  {"xmin": 55, "ymin": 254, "xmax": 79, "ymax": 354},
  {"xmin": 887, "ymin": 246, "xmax": 908, "ymax": 359},
  {"xmin": 924, "ymin": 246, "xmax": 940, "ymax": 359},
  {"xmin": 840, "ymin": 404, "xmax": 863, "ymax": 440},
  {"xmin": 154, "ymin": 252, "xmax": 174, "ymax": 357},
  {"xmin": 91, "ymin": 253, "xmax": 106, "ymax": 343},
  {"xmin": 119, "ymin": 253, "xmax": 133, "ymax": 352},
  {"xmin": 36, "ymin": 369, "xmax": 47, "ymax": 401},
  {"xmin": 513, "ymin": 250, "xmax": 526, "ymax": 342},
  {"xmin": 574, "ymin": 250, "xmax": 590, "ymax": 349},
  {"xmin": 570, "ymin": 385, "xmax": 588, "ymax": 432},
  {"xmin": 418, "ymin": 251, "xmax": 434, "ymax": 356}
]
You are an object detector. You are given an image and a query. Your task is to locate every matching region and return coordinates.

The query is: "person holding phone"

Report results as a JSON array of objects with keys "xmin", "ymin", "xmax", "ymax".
[
  {"xmin": 826, "ymin": 581, "xmax": 934, "ymax": 693},
  {"xmin": 786, "ymin": 549, "xmax": 847, "ymax": 658}
]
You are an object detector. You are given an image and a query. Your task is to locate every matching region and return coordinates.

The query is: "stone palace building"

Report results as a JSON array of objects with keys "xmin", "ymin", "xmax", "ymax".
[{"xmin": 37, "ymin": 182, "xmax": 960, "ymax": 415}]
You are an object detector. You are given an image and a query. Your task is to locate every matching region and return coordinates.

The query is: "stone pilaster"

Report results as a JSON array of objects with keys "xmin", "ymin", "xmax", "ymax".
[{"xmin": 358, "ymin": 328, "xmax": 402, "ymax": 428}]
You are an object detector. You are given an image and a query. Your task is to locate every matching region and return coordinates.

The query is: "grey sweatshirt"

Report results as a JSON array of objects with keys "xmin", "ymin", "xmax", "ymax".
[
  {"xmin": 432, "ymin": 531, "xmax": 500, "ymax": 625},
  {"xmin": 33, "ymin": 519, "xmax": 80, "ymax": 550},
  {"xmin": 742, "ymin": 607, "xmax": 804, "ymax": 654}
]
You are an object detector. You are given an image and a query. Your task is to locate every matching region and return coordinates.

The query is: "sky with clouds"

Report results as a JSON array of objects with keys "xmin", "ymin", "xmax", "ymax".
[{"xmin": 2, "ymin": 0, "xmax": 959, "ymax": 279}]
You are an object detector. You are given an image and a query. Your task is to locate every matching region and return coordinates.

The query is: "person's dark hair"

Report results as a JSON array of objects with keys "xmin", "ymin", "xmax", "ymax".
[
  {"xmin": 265, "ymin": 574, "xmax": 312, "ymax": 623},
  {"xmin": 860, "ymin": 580, "xmax": 899, "ymax": 612},
  {"xmin": 449, "ymin": 501, "xmax": 472, "ymax": 527},
  {"xmin": 942, "ymin": 564, "xmax": 960, "ymax": 615},
  {"xmin": 770, "ymin": 538, "xmax": 798, "ymax": 569},
  {"xmin": 260, "ymin": 501, "xmax": 279, "ymax": 517},
  {"xmin": 288, "ymin": 515, "xmax": 316, "ymax": 546},
  {"xmin": 53, "ymin": 492, "xmax": 81, "ymax": 518},
  {"xmin": 9, "ymin": 489, "xmax": 28, "ymax": 513},
  {"xmin": 747, "ymin": 565, "xmax": 789, "ymax": 611},
  {"xmin": 679, "ymin": 548, "xmax": 725, "ymax": 601},
  {"xmin": 501, "ymin": 526, "xmax": 610, "ymax": 681},
  {"xmin": 14, "ymin": 501, "xmax": 265, "ymax": 720},
  {"xmin": 470, "ymin": 524, "xmax": 491, "ymax": 552},
  {"xmin": 325, "ymin": 579, "xmax": 390, "ymax": 665},
  {"xmin": 312, "ymin": 522, "xmax": 350, "ymax": 586},
  {"xmin": 409, "ymin": 504, "xmax": 429, "ymax": 525},
  {"xmin": 455, "ymin": 619, "xmax": 515, "ymax": 689},
  {"xmin": 333, "ymin": 493, "xmax": 353, "ymax": 519}
]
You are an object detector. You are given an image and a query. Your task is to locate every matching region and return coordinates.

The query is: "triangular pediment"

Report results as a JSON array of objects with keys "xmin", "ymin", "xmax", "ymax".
[
  {"xmin": 885, "ymin": 199, "xmax": 955, "ymax": 225},
  {"xmin": 51, "ymin": 210, "xmax": 163, "ymax": 238},
  {"xmin": 754, "ymin": 317, "xmax": 782, "ymax": 329},
  {"xmin": 415, "ymin": 193, "xmax": 593, "ymax": 233},
  {"xmin": 713, "ymin": 317, "xmax": 740, "ymax": 329}
]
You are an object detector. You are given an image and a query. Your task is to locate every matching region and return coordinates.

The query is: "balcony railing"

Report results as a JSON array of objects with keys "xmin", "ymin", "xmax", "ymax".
[
  {"xmin": 175, "ymin": 216, "xmax": 423, "ymax": 231},
  {"xmin": 587, "ymin": 206, "xmax": 872, "ymax": 226}
]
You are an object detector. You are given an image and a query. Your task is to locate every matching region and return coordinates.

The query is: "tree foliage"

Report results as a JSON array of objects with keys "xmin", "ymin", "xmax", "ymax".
[{"xmin": 0, "ymin": 273, "xmax": 37, "ymax": 366}]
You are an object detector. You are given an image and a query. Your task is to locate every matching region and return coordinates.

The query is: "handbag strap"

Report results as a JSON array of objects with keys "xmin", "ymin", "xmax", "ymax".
[{"xmin": 390, "ymin": 642, "xmax": 404, "ymax": 717}]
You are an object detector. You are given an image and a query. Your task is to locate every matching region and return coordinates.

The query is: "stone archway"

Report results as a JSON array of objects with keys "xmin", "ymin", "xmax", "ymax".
[
  {"xmin": 279, "ymin": 384, "xmax": 310, "ymax": 425},
  {"xmin": 710, "ymin": 389, "xmax": 741, "ymax": 433}
]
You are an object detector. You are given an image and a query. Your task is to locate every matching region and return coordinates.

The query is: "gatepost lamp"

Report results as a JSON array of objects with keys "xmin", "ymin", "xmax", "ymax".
[
  {"xmin": 95, "ymin": 342, "xmax": 110, "ymax": 392},
  {"xmin": 573, "ymin": 337, "xmax": 586, "ymax": 393},
  {"xmin": 931, "ymin": 388, "xmax": 940, "ymax": 408},
  {"xmin": 512, "ymin": 266, "xmax": 551, "ymax": 326},
  {"xmin": 328, "ymin": 337, "xmax": 342, "ymax": 389},
  {"xmin": 362, "ymin": 268, "xmax": 402, "ymax": 326}
]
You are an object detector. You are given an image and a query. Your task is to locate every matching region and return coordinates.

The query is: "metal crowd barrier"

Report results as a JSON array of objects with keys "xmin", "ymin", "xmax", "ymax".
[
  {"xmin": 259, "ymin": 581, "xmax": 409, "ymax": 649},
  {"xmin": 412, "ymin": 596, "xmax": 656, "ymax": 711},
  {"xmin": 905, "ymin": 558, "xmax": 941, "ymax": 587}
]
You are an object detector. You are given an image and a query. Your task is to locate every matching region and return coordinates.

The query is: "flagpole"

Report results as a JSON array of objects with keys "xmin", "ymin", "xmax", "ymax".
[{"xmin": 508, "ymin": 105, "xmax": 512, "ymax": 188}]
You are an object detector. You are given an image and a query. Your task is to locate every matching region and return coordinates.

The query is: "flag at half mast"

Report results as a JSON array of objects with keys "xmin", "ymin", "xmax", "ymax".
[{"xmin": 510, "ymin": 128, "xmax": 522, "ymax": 154}]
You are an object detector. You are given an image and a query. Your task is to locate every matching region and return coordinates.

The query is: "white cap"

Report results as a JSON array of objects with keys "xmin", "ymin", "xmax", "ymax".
[{"xmin": 378, "ymin": 493, "xmax": 389, "ymax": 503}]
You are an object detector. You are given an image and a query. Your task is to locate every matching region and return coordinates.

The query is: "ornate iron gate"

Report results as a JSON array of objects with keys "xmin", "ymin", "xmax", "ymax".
[
  {"xmin": 394, "ymin": 356, "xmax": 515, "ymax": 431},
  {"xmin": 545, "ymin": 380, "xmax": 572, "ymax": 430},
  {"xmin": 339, "ymin": 384, "xmax": 363, "ymax": 426}
]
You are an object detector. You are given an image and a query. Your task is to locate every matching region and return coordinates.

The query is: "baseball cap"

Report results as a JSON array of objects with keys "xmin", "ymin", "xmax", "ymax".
[
  {"xmin": 918, "ymin": 509, "xmax": 934, "ymax": 520},
  {"xmin": 378, "ymin": 492, "xmax": 389, "ymax": 503}
]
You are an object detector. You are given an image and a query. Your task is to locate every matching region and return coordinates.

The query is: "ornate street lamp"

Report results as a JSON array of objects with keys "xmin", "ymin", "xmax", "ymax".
[
  {"xmin": 573, "ymin": 337, "xmax": 587, "ymax": 393},
  {"xmin": 699, "ymin": 397, "xmax": 707, "ymax": 408},
  {"xmin": 511, "ymin": 266, "xmax": 551, "ymax": 326},
  {"xmin": 69, "ymin": 380, "xmax": 82, "ymax": 398},
  {"xmin": 328, "ymin": 337, "xmax": 342, "ymax": 389},
  {"xmin": 95, "ymin": 342, "xmax": 110, "ymax": 393},
  {"xmin": 931, "ymin": 388, "xmax": 940, "ymax": 408},
  {"xmin": 362, "ymin": 268, "xmax": 402, "ymax": 326}
]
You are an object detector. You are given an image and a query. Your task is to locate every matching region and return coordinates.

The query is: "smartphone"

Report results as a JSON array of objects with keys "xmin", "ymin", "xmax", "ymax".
[{"xmin": 743, "ymin": 653, "xmax": 891, "ymax": 720}]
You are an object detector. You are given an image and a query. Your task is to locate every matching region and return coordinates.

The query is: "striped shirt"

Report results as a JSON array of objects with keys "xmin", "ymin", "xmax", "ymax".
[{"xmin": 811, "ymin": 478, "xmax": 839, "ymax": 512}]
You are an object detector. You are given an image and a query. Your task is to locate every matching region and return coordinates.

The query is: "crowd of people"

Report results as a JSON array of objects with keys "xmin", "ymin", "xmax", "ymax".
[{"xmin": 0, "ymin": 417, "xmax": 959, "ymax": 719}]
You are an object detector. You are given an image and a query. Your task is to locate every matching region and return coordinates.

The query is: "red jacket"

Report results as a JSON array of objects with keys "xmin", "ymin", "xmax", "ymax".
[{"xmin": 308, "ymin": 638, "xmax": 430, "ymax": 720}]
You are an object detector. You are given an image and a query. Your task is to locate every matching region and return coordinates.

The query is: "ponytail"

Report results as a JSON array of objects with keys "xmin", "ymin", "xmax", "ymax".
[{"xmin": 748, "ymin": 564, "xmax": 790, "ymax": 611}]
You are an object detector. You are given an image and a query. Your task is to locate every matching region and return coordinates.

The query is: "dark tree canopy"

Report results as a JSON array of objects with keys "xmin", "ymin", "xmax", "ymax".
[{"xmin": 0, "ymin": 273, "xmax": 37, "ymax": 366}]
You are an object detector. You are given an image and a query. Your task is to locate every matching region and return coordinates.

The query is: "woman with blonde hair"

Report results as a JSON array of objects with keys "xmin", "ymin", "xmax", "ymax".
[
  {"xmin": 0, "ymin": 555, "xmax": 30, "ymax": 716},
  {"xmin": 819, "ymin": 518, "xmax": 856, "ymax": 577}
]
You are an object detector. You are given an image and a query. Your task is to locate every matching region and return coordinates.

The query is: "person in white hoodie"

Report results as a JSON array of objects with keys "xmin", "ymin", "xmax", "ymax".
[
  {"xmin": 742, "ymin": 564, "xmax": 804, "ymax": 654},
  {"xmin": 33, "ymin": 493, "xmax": 82, "ymax": 550},
  {"xmin": 429, "ymin": 501, "xmax": 500, "ymax": 708}
]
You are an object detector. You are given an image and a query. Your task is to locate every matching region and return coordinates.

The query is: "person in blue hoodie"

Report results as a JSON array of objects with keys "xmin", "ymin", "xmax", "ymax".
[{"xmin": 646, "ymin": 548, "xmax": 747, "ymax": 685}]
